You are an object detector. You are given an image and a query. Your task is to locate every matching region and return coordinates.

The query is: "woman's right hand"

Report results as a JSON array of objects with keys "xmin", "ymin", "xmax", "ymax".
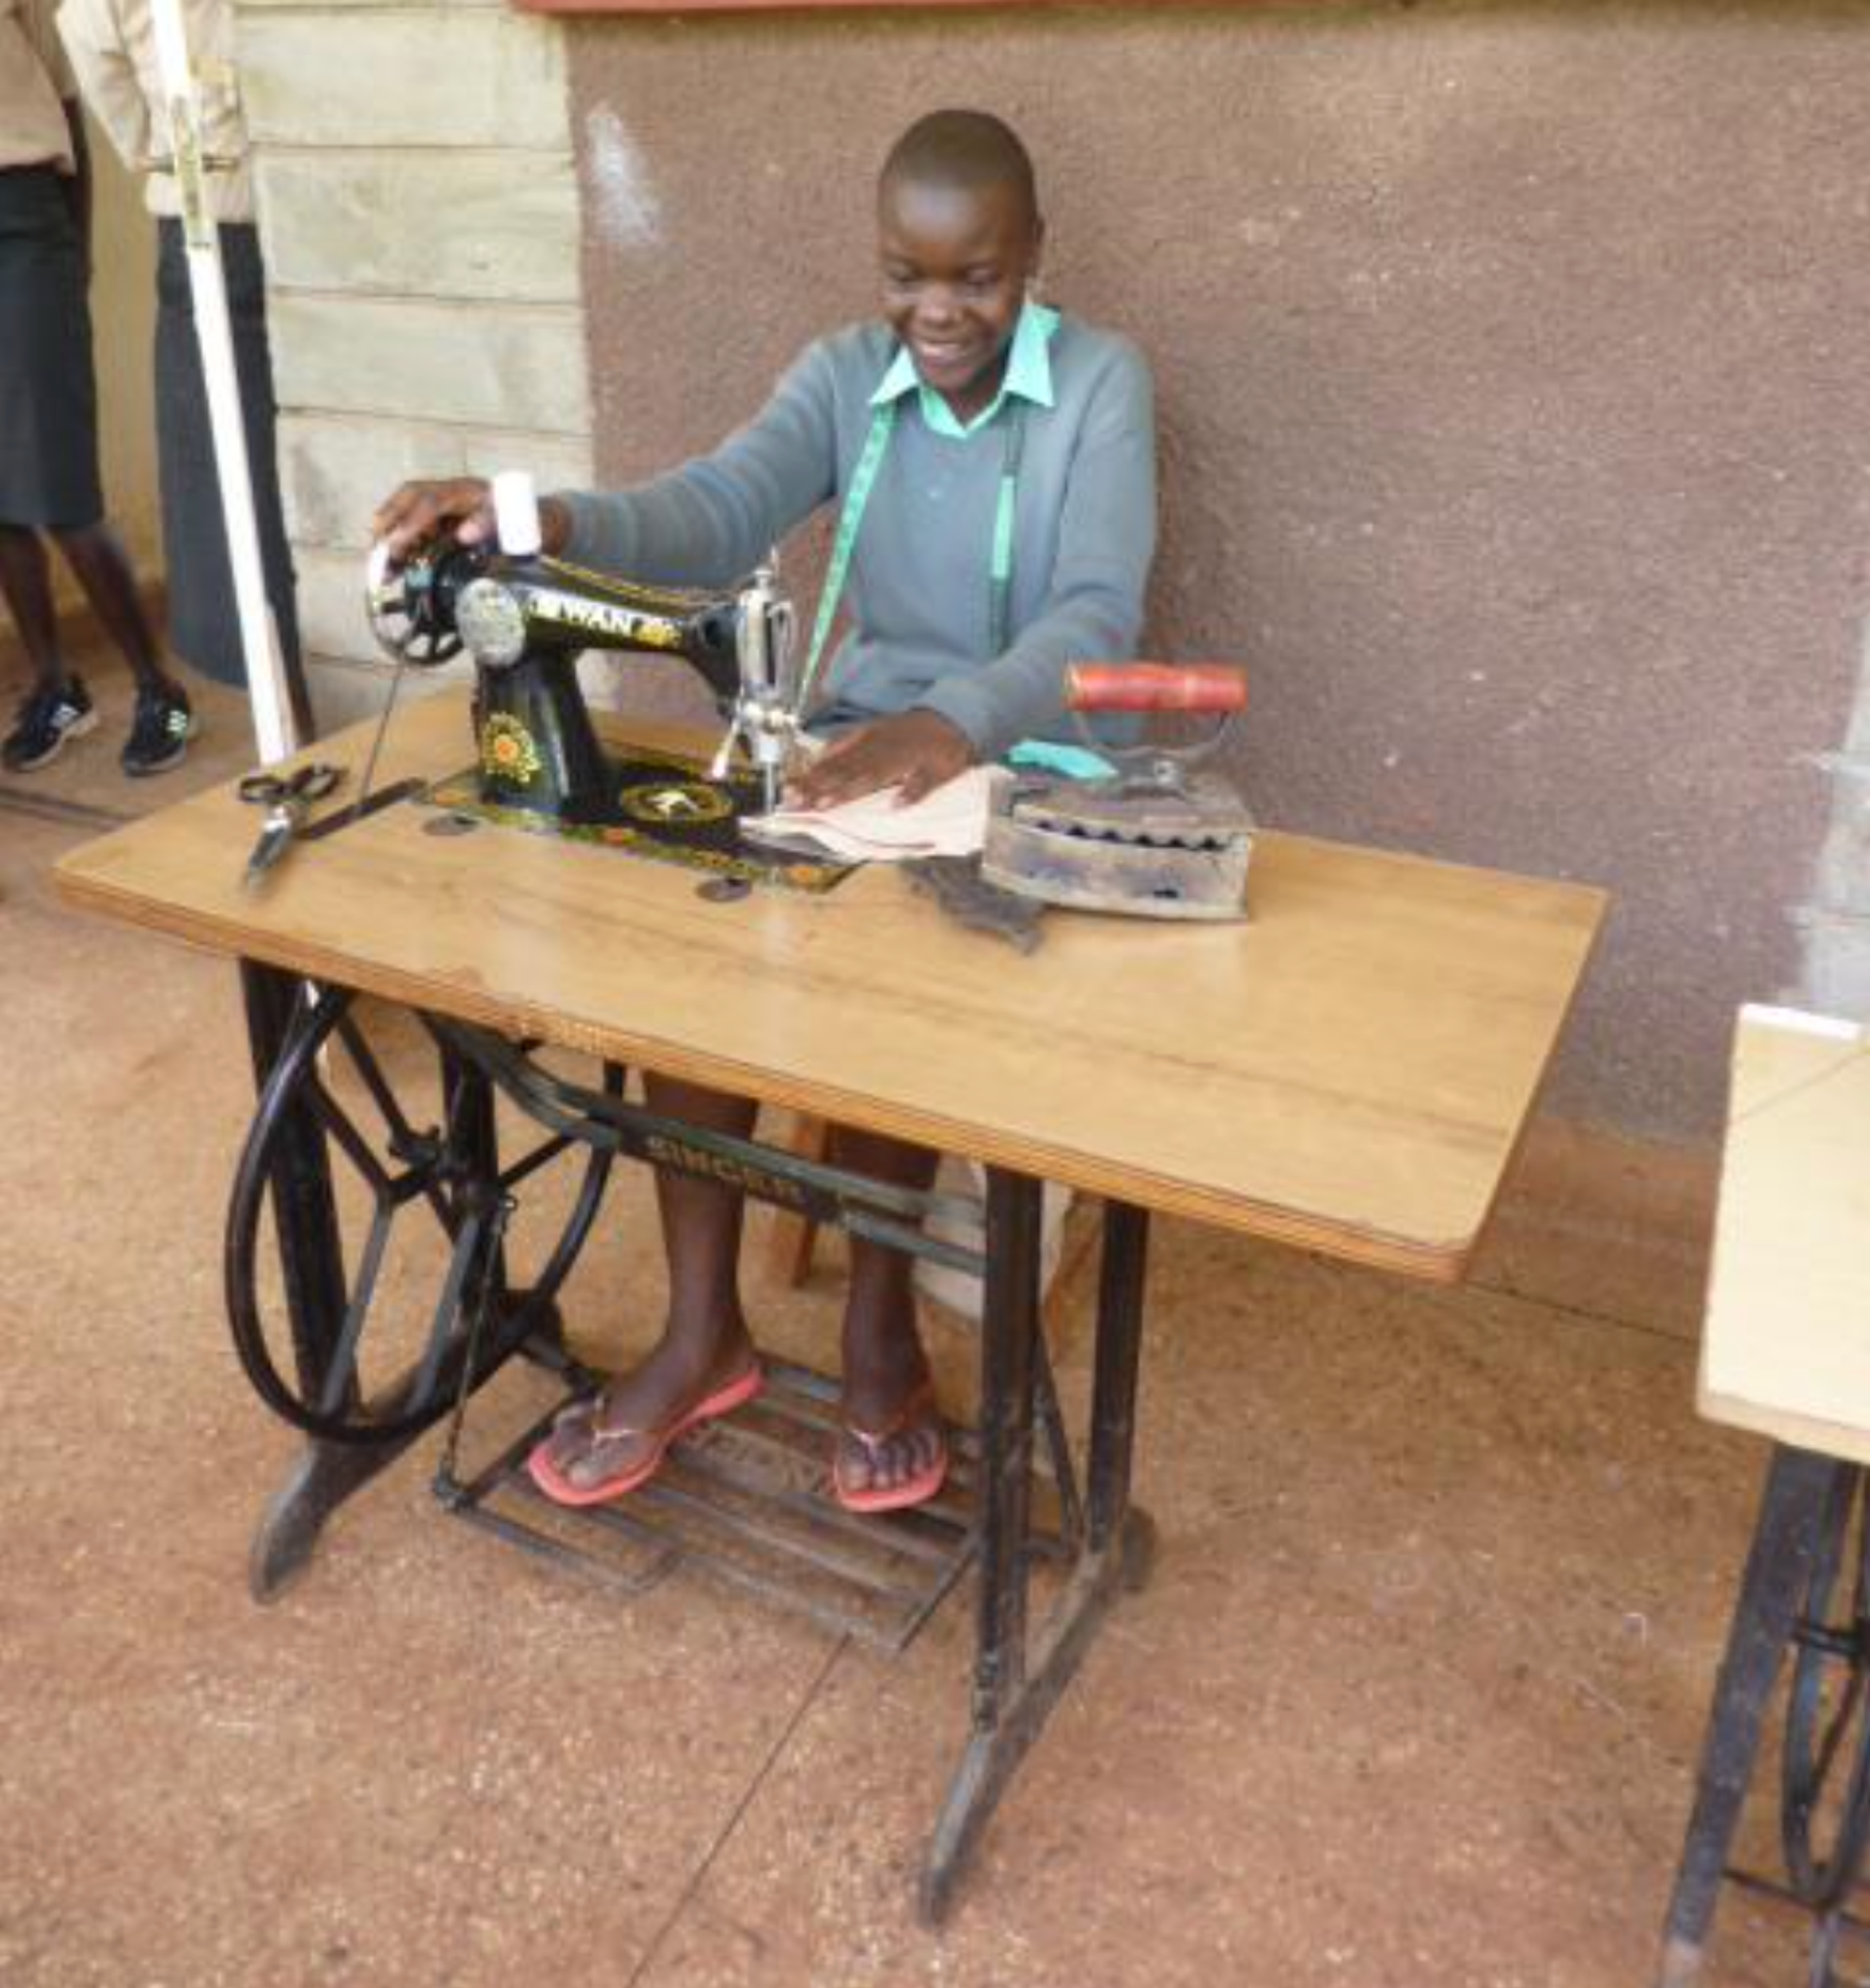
[{"xmin": 369, "ymin": 479, "xmax": 572, "ymax": 566}]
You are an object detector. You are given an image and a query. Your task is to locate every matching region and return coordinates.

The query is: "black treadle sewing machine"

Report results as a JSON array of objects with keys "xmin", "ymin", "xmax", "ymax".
[
  {"xmin": 363, "ymin": 472, "xmax": 1254, "ymax": 920},
  {"xmin": 365, "ymin": 473, "xmax": 803, "ymax": 823}
]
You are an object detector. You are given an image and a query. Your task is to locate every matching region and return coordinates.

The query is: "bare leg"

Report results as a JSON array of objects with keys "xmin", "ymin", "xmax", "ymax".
[
  {"xmin": 832, "ymin": 1125, "xmax": 946, "ymax": 1501},
  {"xmin": 0, "ymin": 525, "xmax": 66, "ymax": 691},
  {"xmin": 49, "ymin": 522, "xmax": 175, "ymax": 693},
  {"xmin": 532, "ymin": 1087, "xmax": 945, "ymax": 1507},
  {"xmin": 536, "ymin": 1075, "xmax": 760, "ymax": 1493}
]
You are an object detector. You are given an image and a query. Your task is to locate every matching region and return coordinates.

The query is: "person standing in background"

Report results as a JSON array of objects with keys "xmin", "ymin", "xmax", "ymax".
[
  {"xmin": 58, "ymin": 0, "xmax": 310, "ymax": 742},
  {"xmin": 0, "ymin": 0, "xmax": 192, "ymax": 774}
]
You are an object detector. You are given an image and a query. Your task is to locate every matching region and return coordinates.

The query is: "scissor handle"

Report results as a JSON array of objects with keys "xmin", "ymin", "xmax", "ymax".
[
  {"xmin": 238, "ymin": 762, "xmax": 342, "ymax": 805},
  {"xmin": 295, "ymin": 763, "xmax": 343, "ymax": 801},
  {"xmin": 1063, "ymin": 663, "xmax": 1247, "ymax": 715}
]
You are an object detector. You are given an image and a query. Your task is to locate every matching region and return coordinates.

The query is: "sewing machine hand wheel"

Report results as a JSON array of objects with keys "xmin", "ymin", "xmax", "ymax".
[{"xmin": 365, "ymin": 539, "xmax": 466, "ymax": 668}]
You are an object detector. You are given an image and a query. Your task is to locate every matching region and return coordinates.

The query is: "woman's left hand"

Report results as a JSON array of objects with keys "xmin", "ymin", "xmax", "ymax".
[{"xmin": 786, "ymin": 710, "xmax": 975, "ymax": 810}]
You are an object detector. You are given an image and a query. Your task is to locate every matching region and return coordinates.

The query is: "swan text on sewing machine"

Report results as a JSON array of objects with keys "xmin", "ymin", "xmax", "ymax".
[{"xmin": 529, "ymin": 588, "xmax": 682, "ymax": 650}]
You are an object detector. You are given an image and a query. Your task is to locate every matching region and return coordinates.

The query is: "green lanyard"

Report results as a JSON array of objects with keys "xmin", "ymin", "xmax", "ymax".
[{"xmin": 797, "ymin": 397, "xmax": 1028, "ymax": 713}]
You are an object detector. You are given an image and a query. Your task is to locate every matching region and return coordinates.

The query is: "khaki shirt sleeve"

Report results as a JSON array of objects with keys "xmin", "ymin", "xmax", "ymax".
[
  {"xmin": 18, "ymin": 0, "xmax": 74, "ymax": 95},
  {"xmin": 57, "ymin": 0, "xmax": 149, "ymax": 170},
  {"xmin": 0, "ymin": 0, "xmax": 75, "ymax": 170}
]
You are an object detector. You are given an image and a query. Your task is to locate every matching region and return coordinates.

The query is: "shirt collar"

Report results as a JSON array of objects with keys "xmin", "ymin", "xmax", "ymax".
[{"xmin": 871, "ymin": 301, "xmax": 1059, "ymax": 439}]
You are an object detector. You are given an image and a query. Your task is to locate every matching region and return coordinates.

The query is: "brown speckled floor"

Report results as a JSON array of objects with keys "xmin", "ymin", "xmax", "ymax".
[{"xmin": 0, "ymin": 657, "xmax": 1803, "ymax": 1988}]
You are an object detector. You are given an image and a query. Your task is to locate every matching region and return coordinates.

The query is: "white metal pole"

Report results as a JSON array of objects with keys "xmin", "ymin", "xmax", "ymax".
[{"xmin": 148, "ymin": 0, "xmax": 297, "ymax": 763}]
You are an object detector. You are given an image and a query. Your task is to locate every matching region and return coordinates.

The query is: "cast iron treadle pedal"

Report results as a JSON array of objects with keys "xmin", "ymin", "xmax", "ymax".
[{"xmin": 435, "ymin": 1358, "xmax": 1066, "ymax": 1653}]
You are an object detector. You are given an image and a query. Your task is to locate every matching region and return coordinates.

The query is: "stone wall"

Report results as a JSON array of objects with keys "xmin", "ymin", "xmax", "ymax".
[{"xmin": 236, "ymin": 0, "xmax": 590, "ymax": 725}]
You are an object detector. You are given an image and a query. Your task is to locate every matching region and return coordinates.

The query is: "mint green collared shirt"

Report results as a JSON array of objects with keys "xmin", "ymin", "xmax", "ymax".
[{"xmin": 869, "ymin": 300, "xmax": 1060, "ymax": 439}]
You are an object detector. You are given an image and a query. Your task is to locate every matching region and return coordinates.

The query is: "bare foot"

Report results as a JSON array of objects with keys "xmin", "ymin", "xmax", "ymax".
[
  {"xmin": 834, "ymin": 1373, "xmax": 948, "ymax": 1511},
  {"xmin": 535, "ymin": 1332, "xmax": 760, "ymax": 1498}
]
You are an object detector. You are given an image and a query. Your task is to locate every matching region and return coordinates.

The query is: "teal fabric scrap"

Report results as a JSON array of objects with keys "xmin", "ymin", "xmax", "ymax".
[{"xmin": 1006, "ymin": 739, "xmax": 1117, "ymax": 780}]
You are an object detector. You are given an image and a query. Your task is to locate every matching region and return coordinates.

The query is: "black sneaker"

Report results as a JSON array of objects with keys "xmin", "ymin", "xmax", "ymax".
[
  {"xmin": 2, "ymin": 677, "xmax": 97, "ymax": 772},
  {"xmin": 121, "ymin": 682, "xmax": 194, "ymax": 777}
]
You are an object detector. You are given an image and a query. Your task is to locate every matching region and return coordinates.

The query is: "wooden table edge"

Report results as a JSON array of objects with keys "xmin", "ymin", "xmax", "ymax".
[
  {"xmin": 52, "ymin": 857, "xmax": 1501, "ymax": 1283},
  {"xmin": 1697, "ymin": 1388, "xmax": 1870, "ymax": 1473}
]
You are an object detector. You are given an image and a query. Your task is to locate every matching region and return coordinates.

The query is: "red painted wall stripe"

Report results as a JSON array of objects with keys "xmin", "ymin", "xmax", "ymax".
[{"xmin": 517, "ymin": 2, "xmax": 1298, "ymax": 14}]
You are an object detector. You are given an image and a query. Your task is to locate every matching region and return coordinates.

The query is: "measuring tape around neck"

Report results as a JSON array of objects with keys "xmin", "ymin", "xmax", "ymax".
[{"xmin": 796, "ymin": 396, "xmax": 1029, "ymax": 714}]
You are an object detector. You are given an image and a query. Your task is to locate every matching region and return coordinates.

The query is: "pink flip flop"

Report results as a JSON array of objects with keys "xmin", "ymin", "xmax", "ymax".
[
  {"xmin": 832, "ymin": 1379, "xmax": 950, "ymax": 1516},
  {"xmin": 526, "ymin": 1363, "xmax": 764, "ymax": 1509}
]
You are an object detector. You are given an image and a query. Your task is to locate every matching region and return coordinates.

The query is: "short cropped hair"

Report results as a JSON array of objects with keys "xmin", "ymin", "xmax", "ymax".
[{"xmin": 879, "ymin": 109, "xmax": 1039, "ymax": 225}]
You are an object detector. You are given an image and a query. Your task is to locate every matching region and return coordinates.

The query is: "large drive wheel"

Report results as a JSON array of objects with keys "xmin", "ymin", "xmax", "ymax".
[{"xmin": 225, "ymin": 985, "xmax": 619, "ymax": 1444}]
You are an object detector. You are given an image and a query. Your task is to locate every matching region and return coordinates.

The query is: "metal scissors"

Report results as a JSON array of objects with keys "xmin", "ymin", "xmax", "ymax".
[{"xmin": 239, "ymin": 762, "xmax": 344, "ymax": 886}]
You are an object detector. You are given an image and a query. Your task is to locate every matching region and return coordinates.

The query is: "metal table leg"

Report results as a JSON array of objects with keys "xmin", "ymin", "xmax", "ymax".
[
  {"xmin": 1659, "ymin": 1444, "xmax": 1851, "ymax": 1986},
  {"xmin": 240, "ymin": 962, "xmax": 358, "ymax": 1601},
  {"xmin": 921, "ymin": 1183, "xmax": 1155, "ymax": 1923}
]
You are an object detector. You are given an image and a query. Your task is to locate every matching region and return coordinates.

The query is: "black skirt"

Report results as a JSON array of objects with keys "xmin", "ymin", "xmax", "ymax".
[
  {"xmin": 156, "ymin": 217, "xmax": 305, "ymax": 704},
  {"xmin": 0, "ymin": 166, "xmax": 104, "ymax": 529}
]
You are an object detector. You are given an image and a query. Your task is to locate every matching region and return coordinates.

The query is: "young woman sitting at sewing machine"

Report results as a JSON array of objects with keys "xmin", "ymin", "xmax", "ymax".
[{"xmin": 372, "ymin": 108, "xmax": 1157, "ymax": 1514}]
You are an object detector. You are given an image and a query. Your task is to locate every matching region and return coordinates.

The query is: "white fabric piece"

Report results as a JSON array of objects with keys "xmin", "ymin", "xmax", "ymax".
[{"xmin": 746, "ymin": 764, "xmax": 992, "ymax": 863}]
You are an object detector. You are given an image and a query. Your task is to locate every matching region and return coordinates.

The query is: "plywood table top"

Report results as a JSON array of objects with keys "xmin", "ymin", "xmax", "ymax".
[
  {"xmin": 1700, "ymin": 1004, "xmax": 1870, "ymax": 1463},
  {"xmin": 55, "ymin": 692, "xmax": 1605, "ymax": 1282}
]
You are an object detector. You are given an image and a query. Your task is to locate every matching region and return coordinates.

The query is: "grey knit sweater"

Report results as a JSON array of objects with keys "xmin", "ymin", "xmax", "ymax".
[{"xmin": 554, "ymin": 312, "xmax": 1156, "ymax": 761}]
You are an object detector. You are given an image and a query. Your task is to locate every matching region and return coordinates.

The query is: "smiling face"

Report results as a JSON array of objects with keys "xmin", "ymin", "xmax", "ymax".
[{"xmin": 878, "ymin": 174, "xmax": 1043, "ymax": 425}]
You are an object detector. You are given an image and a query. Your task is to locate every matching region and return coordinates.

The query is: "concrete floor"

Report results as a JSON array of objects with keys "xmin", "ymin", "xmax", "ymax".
[{"xmin": 0, "ymin": 655, "xmax": 1813, "ymax": 1988}]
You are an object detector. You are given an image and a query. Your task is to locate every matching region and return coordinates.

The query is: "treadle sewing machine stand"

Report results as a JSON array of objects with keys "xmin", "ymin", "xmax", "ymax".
[
  {"xmin": 1659, "ymin": 1450, "xmax": 1870, "ymax": 1988},
  {"xmin": 233, "ymin": 956, "xmax": 1153, "ymax": 1921}
]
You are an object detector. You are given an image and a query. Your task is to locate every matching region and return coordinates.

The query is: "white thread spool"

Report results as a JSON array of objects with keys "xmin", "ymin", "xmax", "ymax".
[{"xmin": 492, "ymin": 471, "xmax": 542, "ymax": 557}]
